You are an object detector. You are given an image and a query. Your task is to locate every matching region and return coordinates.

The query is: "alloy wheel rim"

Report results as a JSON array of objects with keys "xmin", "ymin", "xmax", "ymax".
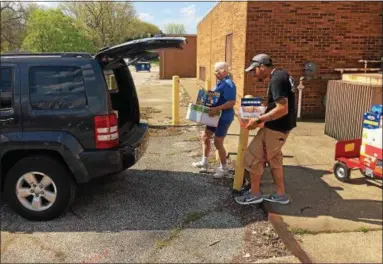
[{"xmin": 16, "ymin": 172, "xmax": 57, "ymax": 212}]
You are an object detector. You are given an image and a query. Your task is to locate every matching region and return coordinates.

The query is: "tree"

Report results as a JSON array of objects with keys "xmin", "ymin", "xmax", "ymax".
[
  {"xmin": 21, "ymin": 8, "xmax": 93, "ymax": 52},
  {"xmin": 61, "ymin": 1, "xmax": 136, "ymax": 50},
  {"xmin": 163, "ymin": 23, "xmax": 186, "ymax": 35},
  {"xmin": 1, "ymin": 1, "xmax": 30, "ymax": 52},
  {"xmin": 124, "ymin": 19, "xmax": 161, "ymax": 41}
]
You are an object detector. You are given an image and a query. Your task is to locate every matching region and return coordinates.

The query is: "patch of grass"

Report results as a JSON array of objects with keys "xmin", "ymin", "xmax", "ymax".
[
  {"xmin": 155, "ymin": 227, "xmax": 182, "ymax": 249},
  {"xmin": 356, "ymin": 227, "xmax": 369, "ymax": 233},
  {"xmin": 184, "ymin": 212, "xmax": 203, "ymax": 224},
  {"xmin": 155, "ymin": 211, "xmax": 206, "ymax": 249},
  {"xmin": 289, "ymin": 228, "xmax": 318, "ymax": 235}
]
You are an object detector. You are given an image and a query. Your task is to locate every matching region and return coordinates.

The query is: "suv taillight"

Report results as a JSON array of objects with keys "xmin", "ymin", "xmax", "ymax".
[{"xmin": 94, "ymin": 114, "xmax": 119, "ymax": 149}]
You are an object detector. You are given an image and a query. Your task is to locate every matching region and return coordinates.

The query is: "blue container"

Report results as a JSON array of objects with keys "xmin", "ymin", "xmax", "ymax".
[
  {"xmin": 135, "ymin": 62, "xmax": 151, "ymax": 72},
  {"xmin": 371, "ymin": 104, "xmax": 383, "ymax": 115}
]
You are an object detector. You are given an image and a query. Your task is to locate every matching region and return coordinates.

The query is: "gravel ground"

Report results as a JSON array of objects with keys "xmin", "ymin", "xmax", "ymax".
[{"xmin": 0, "ymin": 67, "xmax": 292, "ymax": 263}]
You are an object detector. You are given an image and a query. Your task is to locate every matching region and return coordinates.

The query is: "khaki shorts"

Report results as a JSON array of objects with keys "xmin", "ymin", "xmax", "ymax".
[{"xmin": 244, "ymin": 128, "xmax": 289, "ymax": 175}]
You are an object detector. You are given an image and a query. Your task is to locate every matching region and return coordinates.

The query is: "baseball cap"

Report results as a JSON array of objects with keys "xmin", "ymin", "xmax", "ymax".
[{"xmin": 245, "ymin": 54, "xmax": 273, "ymax": 72}]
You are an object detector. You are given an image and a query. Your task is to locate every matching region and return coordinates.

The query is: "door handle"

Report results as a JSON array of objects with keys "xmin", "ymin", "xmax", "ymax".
[{"xmin": 0, "ymin": 118, "xmax": 15, "ymax": 125}]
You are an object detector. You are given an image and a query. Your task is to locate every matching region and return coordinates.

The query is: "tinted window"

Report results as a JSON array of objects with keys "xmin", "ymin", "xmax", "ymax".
[
  {"xmin": 0, "ymin": 67, "xmax": 13, "ymax": 109},
  {"xmin": 29, "ymin": 66, "xmax": 87, "ymax": 110}
]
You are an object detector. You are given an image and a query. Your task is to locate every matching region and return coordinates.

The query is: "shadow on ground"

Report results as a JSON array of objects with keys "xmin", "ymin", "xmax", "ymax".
[
  {"xmin": 1, "ymin": 169, "xmax": 266, "ymax": 233},
  {"xmin": 261, "ymin": 165, "xmax": 382, "ymax": 228}
]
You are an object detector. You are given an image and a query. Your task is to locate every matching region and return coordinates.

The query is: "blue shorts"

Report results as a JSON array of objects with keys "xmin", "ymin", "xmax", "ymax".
[{"xmin": 207, "ymin": 119, "xmax": 233, "ymax": 137}]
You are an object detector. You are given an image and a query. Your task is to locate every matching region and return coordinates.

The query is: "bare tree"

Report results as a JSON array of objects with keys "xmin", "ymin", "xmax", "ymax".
[
  {"xmin": 1, "ymin": 1, "xmax": 39, "ymax": 52},
  {"xmin": 61, "ymin": 1, "xmax": 136, "ymax": 50},
  {"xmin": 163, "ymin": 23, "xmax": 186, "ymax": 35}
]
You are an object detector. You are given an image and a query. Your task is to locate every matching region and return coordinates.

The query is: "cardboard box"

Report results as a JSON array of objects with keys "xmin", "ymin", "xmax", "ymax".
[
  {"xmin": 186, "ymin": 103, "xmax": 221, "ymax": 127},
  {"xmin": 362, "ymin": 112, "xmax": 381, "ymax": 129},
  {"xmin": 361, "ymin": 112, "xmax": 382, "ymax": 150},
  {"xmin": 238, "ymin": 97, "xmax": 266, "ymax": 127},
  {"xmin": 196, "ymin": 89, "xmax": 220, "ymax": 107}
]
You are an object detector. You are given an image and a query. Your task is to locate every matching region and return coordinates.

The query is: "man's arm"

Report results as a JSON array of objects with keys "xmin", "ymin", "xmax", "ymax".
[
  {"xmin": 259, "ymin": 97, "xmax": 288, "ymax": 122},
  {"xmin": 246, "ymin": 76, "xmax": 289, "ymax": 129}
]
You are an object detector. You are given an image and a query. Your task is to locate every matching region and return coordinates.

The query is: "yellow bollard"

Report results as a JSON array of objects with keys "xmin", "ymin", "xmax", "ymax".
[
  {"xmin": 172, "ymin": 76, "xmax": 180, "ymax": 126},
  {"xmin": 233, "ymin": 94, "xmax": 253, "ymax": 191},
  {"xmin": 205, "ymin": 79, "xmax": 211, "ymax": 91},
  {"xmin": 233, "ymin": 127, "xmax": 249, "ymax": 191},
  {"xmin": 109, "ymin": 75, "xmax": 117, "ymax": 90}
]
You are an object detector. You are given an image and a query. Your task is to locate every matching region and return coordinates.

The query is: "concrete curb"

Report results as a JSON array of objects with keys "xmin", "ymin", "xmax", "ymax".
[{"xmin": 260, "ymin": 203, "xmax": 313, "ymax": 264}]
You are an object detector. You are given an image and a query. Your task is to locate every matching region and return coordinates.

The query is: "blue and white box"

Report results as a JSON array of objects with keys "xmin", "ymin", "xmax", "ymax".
[{"xmin": 239, "ymin": 97, "xmax": 266, "ymax": 119}]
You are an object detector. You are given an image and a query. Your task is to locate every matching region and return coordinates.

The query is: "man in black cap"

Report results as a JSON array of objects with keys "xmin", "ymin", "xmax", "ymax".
[{"xmin": 235, "ymin": 54, "xmax": 296, "ymax": 205}]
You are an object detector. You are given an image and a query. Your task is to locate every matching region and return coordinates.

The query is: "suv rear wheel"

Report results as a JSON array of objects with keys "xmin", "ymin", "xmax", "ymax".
[{"xmin": 4, "ymin": 155, "xmax": 77, "ymax": 221}]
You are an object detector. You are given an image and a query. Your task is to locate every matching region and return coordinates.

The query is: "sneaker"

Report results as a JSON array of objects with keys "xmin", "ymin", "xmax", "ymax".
[
  {"xmin": 263, "ymin": 193, "xmax": 290, "ymax": 205},
  {"xmin": 213, "ymin": 167, "xmax": 231, "ymax": 179},
  {"xmin": 235, "ymin": 192, "xmax": 263, "ymax": 205},
  {"xmin": 192, "ymin": 161, "xmax": 209, "ymax": 172}
]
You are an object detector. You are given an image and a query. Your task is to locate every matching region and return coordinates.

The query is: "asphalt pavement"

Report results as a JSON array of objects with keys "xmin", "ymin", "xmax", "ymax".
[{"xmin": 0, "ymin": 67, "xmax": 294, "ymax": 263}]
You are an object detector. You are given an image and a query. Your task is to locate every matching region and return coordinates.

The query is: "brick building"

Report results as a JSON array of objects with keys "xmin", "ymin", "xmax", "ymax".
[
  {"xmin": 159, "ymin": 34, "xmax": 197, "ymax": 79},
  {"xmin": 197, "ymin": 1, "xmax": 383, "ymax": 118}
]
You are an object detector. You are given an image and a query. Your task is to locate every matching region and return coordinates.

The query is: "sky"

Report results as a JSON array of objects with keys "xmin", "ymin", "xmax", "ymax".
[{"xmin": 34, "ymin": 1, "xmax": 218, "ymax": 34}]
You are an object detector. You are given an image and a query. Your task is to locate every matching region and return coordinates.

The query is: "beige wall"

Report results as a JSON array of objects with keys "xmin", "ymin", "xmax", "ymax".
[
  {"xmin": 159, "ymin": 35, "xmax": 197, "ymax": 79},
  {"xmin": 197, "ymin": 2, "xmax": 248, "ymax": 109}
]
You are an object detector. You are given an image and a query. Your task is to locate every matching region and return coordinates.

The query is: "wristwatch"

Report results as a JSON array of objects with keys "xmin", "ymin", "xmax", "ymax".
[{"xmin": 256, "ymin": 118, "xmax": 263, "ymax": 124}]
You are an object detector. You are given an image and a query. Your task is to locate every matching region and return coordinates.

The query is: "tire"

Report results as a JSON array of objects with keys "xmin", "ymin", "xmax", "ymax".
[
  {"xmin": 333, "ymin": 162, "xmax": 351, "ymax": 182},
  {"xmin": 4, "ymin": 155, "xmax": 77, "ymax": 221}
]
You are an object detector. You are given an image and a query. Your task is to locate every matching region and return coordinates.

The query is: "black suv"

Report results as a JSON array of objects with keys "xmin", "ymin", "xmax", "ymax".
[{"xmin": 0, "ymin": 37, "xmax": 186, "ymax": 221}]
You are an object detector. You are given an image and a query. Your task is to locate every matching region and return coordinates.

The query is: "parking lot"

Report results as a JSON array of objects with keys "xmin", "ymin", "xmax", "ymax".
[{"xmin": 0, "ymin": 67, "xmax": 294, "ymax": 263}]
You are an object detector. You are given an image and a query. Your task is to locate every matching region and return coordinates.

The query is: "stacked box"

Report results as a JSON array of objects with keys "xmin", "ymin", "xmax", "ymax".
[
  {"xmin": 186, "ymin": 104, "xmax": 221, "ymax": 127},
  {"xmin": 360, "ymin": 104, "xmax": 383, "ymax": 175},
  {"xmin": 186, "ymin": 89, "xmax": 221, "ymax": 127}
]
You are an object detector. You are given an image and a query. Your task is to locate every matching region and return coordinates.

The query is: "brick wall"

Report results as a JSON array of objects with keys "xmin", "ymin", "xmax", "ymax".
[
  {"xmin": 245, "ymin": 1, "xmax": 383, "ymax": 118},
  {"xmin": 196, "ymin": 2, "xmax": 248, "ymax": 107}
]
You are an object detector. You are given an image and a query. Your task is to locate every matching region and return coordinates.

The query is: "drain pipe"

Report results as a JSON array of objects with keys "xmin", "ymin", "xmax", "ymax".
[{"xmin": 297, "ymin": 76, "xmax": 305, "ymax": 119}]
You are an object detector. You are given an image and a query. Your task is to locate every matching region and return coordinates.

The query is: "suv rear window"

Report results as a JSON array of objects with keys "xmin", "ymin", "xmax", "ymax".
[
  {"xmin": 0, "ymin": 67, "xmax": 13, "ymax": 110},
  {"xmin": 29, "ymin": 66, "xmax": 87, "ymax": 110}
]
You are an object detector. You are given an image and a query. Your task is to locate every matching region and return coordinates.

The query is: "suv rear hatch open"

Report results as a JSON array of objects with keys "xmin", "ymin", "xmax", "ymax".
[{"xmin": 95, "ymin": 36, "xmax": 186, "ymax": 145}]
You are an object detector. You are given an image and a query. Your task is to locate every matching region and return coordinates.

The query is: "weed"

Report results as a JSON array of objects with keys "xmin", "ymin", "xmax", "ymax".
[
  {"xmin": 155, "ymin": 211, "xmax": 205, "ymax": 249},
  {"xmin": 289, "ymin": 228, "xmax": 317, "ymax": 235},
  {"xmin": 155, "ymin": 227, "xmax": 182, "ymax": 249},
  {"xmin": 356, "ymin": 227, "xmax": 369, "ymax": 233}
]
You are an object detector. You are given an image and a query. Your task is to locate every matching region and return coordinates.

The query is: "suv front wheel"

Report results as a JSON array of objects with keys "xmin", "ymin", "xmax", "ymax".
[{"xmin": 4, "ymin": 155, "xmax": 77, "ymax": 221}]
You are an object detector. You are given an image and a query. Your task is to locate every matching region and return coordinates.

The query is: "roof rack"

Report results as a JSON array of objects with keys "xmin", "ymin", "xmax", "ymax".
[{"xmin": 1, "ymin": 52, "xmax": 92, "ymax": 58}]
